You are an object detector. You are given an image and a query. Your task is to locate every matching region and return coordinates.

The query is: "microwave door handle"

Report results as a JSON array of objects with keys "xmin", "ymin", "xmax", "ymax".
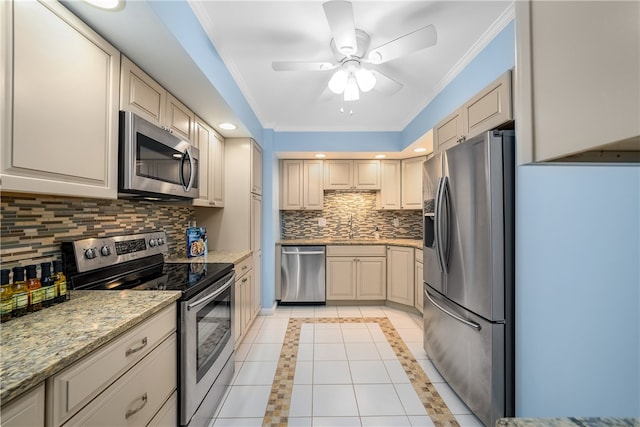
[{"xmin": 181, "ymin": 148, "xmax": 196, "ymax": 192}]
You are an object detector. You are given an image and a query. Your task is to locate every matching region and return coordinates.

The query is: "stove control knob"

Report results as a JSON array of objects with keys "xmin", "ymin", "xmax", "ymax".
[
  {"xmin": 85, "ymin": 248, "xmax": 97, "ymax": 259},
  {"xmin": 157, "ymin": 237, "xmax": 165, "ymax": 246},
  {"xmin": 149, "ymin": 238, "xmax": 157, "ymax": 247},
  {"xmin": 100, "ymin": 246, "xmax": 111, "ymax": 256}
]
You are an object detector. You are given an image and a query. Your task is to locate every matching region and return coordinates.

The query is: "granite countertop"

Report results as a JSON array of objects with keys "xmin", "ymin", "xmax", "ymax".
[
  {"xmin": 278, "ymin": 238, "xmax": 423, "ymax": 249},
  {"xmin": 166, "ymin": 249, "xmax": 252, "ymax": 265},
  {"xmin": 0, "ymin": 290, "xmax": 181, "ymax": 403},
  {"xmin": 497, "ymin": 418, "xmax": 639, "ymax": 426}
]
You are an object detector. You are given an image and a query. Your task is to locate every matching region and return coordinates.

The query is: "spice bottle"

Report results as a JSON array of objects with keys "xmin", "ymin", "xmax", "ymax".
[
  {"xmin": 1, "ymin": 269, "xmax": 13, "ymax": 322},
  {"xmin": 40, "ymin": 262, "xmax": 56, "ymax": 308},
  {"xmin": 25, "ymin": 265, "xmax": 43, "ymax": 312},
  {"xmin": 11, "ymin": 267, "xmax": 28, "ymax": 317},
  {"xmin": 52, "ymin": 260, "xmax": 68, "ymax": 303}
]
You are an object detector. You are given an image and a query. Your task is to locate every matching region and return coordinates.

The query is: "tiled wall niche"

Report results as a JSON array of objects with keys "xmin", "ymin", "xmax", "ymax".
[
  {"xmin": 280, "ymin": 191, "xmax": 422, "ymax": 240},
  {"xmin": 0, "ymin": 193, "xmax": 194, "ymax": 271}
]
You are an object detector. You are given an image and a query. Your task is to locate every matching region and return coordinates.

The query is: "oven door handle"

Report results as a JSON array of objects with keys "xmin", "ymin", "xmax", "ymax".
[{"xmin": 187, "ymin": 273, "xmax": 235, "ymax": 311}]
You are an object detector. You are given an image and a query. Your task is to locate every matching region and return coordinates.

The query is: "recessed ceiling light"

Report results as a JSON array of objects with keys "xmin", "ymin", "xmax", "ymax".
[
  {"xmin": 375, "ymin": 154, "xmax": 386, "ymax": 159},
  {"xmin": 83, "ymin": 0, "xmax": 121, "ymax": 10},
  {"xmin": 314, "ymin": 153, "xmax": 326, "ymax": 158},
  {"xmin": 413, "ymin": 147, "xmax": 427, "ymax": 153},
  {"xmin": 219, "ymin": 122, "xmax": 237, "ymax": 130}
]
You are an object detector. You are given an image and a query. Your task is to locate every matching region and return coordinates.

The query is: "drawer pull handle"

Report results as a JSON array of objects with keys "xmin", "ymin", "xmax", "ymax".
[
  {"xmin": 125, "ymin": 392, "xmax": 148, "ymax": 419},
  {"xmin": 125, "ymin": 337, "xmax": 148, "ymax": 357},
  {"xmin": 242, "ymin": 265, "xmax": 248, "ymax": 270}
]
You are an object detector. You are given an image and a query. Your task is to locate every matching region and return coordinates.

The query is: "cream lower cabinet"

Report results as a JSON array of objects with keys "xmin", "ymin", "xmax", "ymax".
[
  {"xmin": 234, "ymin": 255, "xmax": 255, "ymax": 348},
  {"xmin": 47, "ymin": 304, "xmax": 177, "ymax": 427},
  {"xmin": 387, "ymin": 246, "xmax": 415, "ymax": 306},
  {"xmin": 0, "ymin": 383, "xmax": 45, "ymax": 427},
  {"xmin": 1, "ymin": 0, "xmax": 120, "ymax": 199},
  {"xmin": 415, "ymin": 249, "xmax": 424, "ymax": 314},
  {"xmin": 326, "ymin": 246, "xmax": 386, "ymax": 301}
]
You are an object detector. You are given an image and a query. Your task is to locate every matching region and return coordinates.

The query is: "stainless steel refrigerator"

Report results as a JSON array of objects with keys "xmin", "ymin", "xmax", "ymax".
[{"xmin": 422, "ymin": 130, "xmax": 515, "ymax": 426}]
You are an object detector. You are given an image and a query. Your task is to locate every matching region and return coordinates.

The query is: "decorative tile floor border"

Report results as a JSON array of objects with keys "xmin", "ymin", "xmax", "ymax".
[{"xmin": 262, "ymin": 317, "xmax": 460, "ymax": 427}]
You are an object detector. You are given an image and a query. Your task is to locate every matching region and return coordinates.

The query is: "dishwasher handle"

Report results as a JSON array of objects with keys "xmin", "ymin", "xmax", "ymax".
[{"xmin": 282, "ymin": 250, "xmax": 325, "ymax": 255}]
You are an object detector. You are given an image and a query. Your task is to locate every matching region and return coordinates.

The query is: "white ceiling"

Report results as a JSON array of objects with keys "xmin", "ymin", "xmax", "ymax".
[{"xmin": 188, "ymin": 1, "xmax": 514, "ymax": 133}]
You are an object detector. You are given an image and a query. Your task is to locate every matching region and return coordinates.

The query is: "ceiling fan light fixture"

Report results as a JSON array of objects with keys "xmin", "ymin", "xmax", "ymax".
[
  {"xmin": 343, "ymin": 74, "xmax": 359, "ymax": 101},
  {"xmin": 355, "ymin": 67, "xmax": 376, "ymax": 92},
  {"xmin": 328, "ymin": 69, "xmax": 348, "ymax": 94}
]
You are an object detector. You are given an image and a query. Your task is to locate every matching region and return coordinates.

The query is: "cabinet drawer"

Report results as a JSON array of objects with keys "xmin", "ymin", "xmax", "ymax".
[
  {"xmin": 235, "ymin": 255, "xmax": 253, "ymax": 279},
  {"xmin": 0, "ymin": 383, "xmax": 45, "ymax": 427},
  {"xmin": 63, "ymin": 334, "xmax": 177, "ymax": 427},
  {"xmin": 49, "ymin": 305, "xmax": 176, "ymax": 426},
  {"xmin": 327, "ymin": 245, "xmax": 386, "ymax": 257},
  {"xmin": 147, "ymin": 391, "xmax": 177, "ymax": 426}
]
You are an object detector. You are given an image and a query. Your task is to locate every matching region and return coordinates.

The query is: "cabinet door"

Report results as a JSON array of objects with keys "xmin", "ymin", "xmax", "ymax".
[
  {"xmin": 192, "ymin": 118, "xmax": 211, "ymax": 206},
  {"xmin": 233, "ymin": 280, "xmax": 242, "ymax": 347},
  {"xmin": 357, "ymin": 257, "xmax": 386, "ymax": 300},
  {"xmin": 516, "ymin": 1, "xmax": 639, "ymax": 163},
  {"xmin": 326, "ymin": 257, "xmax": 356, "ymax": 300},
  {"xmin": 303, "ymin": 160, "xmax": 324, "ymax": 210},
  {"xmin": 120, "ymin": 56, "xmax": 165, "ymax": 126},
  {"xmin": 251, "ymin": 141, "xmax": 262, "ymax": 195},
  {"xmin": 1, "ymin": 383, "xmax": 45, "ymax": 427},
  {"xmin": 165, "ymin": 92, "xmax": 194, "ymax": 143},
  {"xmin": 251, "ymin": 194, "xmax": 262, "ymax": 252},
  {"xmin": 415, "ymin": 261, "xmax": 424, "ymax": 314},
  {"xmin": 463, "ymin": 70, "xmax": 512, "ymax": 140},
  {"xmin": 401, "ymin": 157, "xmax": 424, "ymax": 210},
  {"xmin": 281, "ymin": 160, "xmax": 303, "ymax": 210},
  {"xmin": 353, "ymin": 160, "xmax": 380, "ymax": 190},
  {"xmin": 324, "ymin": 160, "xmax": 353, "ymax": 190},
  {"xmin": 242, "ymin": 271, "xmax": 253, "ymax": 332},
  {"xmin": 2, "ymin": 0, "xmax": 119, "ymax": 199},
  {"xmin": 386, "ymin": 246, "xmax": 415, "ymax": 306},
  {"xmin": 434, "ymin": 108, "xmax": 464, "ymax": 153},
  {"xmin": 252, "ymin": 251, "xmax": 262, "ymax": 317},
  {"xmin": 378, "ymin": 160, "xmax": 401, "ymax": 210},
  {"xmin": 210, "ymin": 132, "xmax": 225, "ymax": 207}
]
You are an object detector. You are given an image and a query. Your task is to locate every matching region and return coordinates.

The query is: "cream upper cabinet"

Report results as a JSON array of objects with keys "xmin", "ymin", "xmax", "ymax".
[
  {"xmin": 193, "ymin": 118, "xmax": 225, "ymax": 208},
  {"xmin": 377, "ymin": 160, "xmax": 401, "ymax": 210},
  {"xmin": 401, "ymin": 157, "xmax": 424, "ymax": 210},
  {"xmin": 280, "ymin": 159, "xmax": 323, "ymax": 210},
  {"xmin": 324, "ymin": 160, "xmax": 380, "ymax": 190},
  {"xmin": 251, "ymin": 141, "xmax": 262, "ymax": 195},
  {"xmin": 326, "ymin": 246, "xmax": 386, "ymax": 301},
  {"xmin": 515, "ymin": 1, "xmax": 640, "ymax": 163},
  {"xmin": 434, "ymin": 70, "xmax": 512, "ymax": 153},
  {"xmin": 1, "ymin": 0, "xmax": 120, "ymax": 199},
  {"xmin": 120, "ymin": 56, "xmax": 195, "ymax": 144},
  {"xmin": 387, "ymin": 246, "xmax": 415, "ymax": 306},
  {"xmin": 1, "ymin": 383, "xmax": 45, "ymax": 427}
]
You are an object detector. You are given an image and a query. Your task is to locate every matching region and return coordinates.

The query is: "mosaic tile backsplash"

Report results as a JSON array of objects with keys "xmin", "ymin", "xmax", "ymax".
[
  {"xmin": 281, "ymin": 191, "xmax": 422, "ymax": 240},
  {"xmin": 0, "ymin": 193, "xmax": 194, "ymax": 271}
]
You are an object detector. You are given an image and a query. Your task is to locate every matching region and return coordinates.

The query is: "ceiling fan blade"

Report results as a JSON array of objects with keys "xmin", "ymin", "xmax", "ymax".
[
  {"xmin": 367, "ymin": 24, "xmax": 437, "ymax": 64},
  {"xmin": 322, "ymin": 1, "xmax": 358, "ymax": 56},
  {"xmin": 272, "ymin": 61, "xmax": 336, "ymax": 71},
  {"xmin": 371, "ymin": 70, "xmax": 403, "ymax": 96}
]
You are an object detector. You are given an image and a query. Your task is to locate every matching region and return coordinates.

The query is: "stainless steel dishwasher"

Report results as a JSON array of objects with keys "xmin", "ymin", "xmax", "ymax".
[{"xmin": 280, "ymin": 246, "xmax": 326, "ymax": 303}]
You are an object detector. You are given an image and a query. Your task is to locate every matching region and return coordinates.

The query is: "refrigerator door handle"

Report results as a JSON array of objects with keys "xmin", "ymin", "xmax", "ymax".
[
  {"xmin": 425, "ymin": 288, "xmax": 481, "ymax": 331},
  {"xmin": 435, "ymin": 177, "xmax": 449, "ymax": 273},
  {"xmin": 440, "ymin": 176, "xmax": 451, "ymax": 270}
]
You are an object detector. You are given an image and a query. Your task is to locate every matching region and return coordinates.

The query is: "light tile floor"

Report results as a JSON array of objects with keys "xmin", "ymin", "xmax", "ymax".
[{"xmin": 212, "ymin": 305, "xmax": 483, "ymax": 427}]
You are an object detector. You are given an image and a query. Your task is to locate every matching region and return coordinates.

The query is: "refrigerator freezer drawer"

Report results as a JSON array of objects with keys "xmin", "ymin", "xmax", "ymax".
[{"xmin": 423, "ymin": 286, "xmax": 505, "ymax": 427}]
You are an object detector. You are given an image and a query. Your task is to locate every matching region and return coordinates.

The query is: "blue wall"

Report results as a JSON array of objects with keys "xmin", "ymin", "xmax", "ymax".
[{"xmin": 516, "ymin": 165, "xmax": 640, "ymax": 416}]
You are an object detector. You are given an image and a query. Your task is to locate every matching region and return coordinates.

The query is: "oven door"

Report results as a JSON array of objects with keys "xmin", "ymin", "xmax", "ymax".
[{"xmin": 180, "ymin": 272, "xmax": 234, "ymax": 425}]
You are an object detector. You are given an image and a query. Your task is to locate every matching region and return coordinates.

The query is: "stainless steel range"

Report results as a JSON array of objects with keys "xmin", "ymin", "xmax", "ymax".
[{"xmin": 62, "ymin": 231, "xmax": 235, "ymax": 427}]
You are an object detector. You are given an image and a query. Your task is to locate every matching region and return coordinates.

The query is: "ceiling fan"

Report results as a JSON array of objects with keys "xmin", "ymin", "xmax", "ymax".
[{"xmin": 272, "ymin": 0, "xmax": 437, "ymax": 101}]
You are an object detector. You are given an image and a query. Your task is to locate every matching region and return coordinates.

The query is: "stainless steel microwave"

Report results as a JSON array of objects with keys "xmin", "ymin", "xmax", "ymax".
[{"xmin": 118, "ymin": 111, "xmax": 199, "ymax": 200}]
